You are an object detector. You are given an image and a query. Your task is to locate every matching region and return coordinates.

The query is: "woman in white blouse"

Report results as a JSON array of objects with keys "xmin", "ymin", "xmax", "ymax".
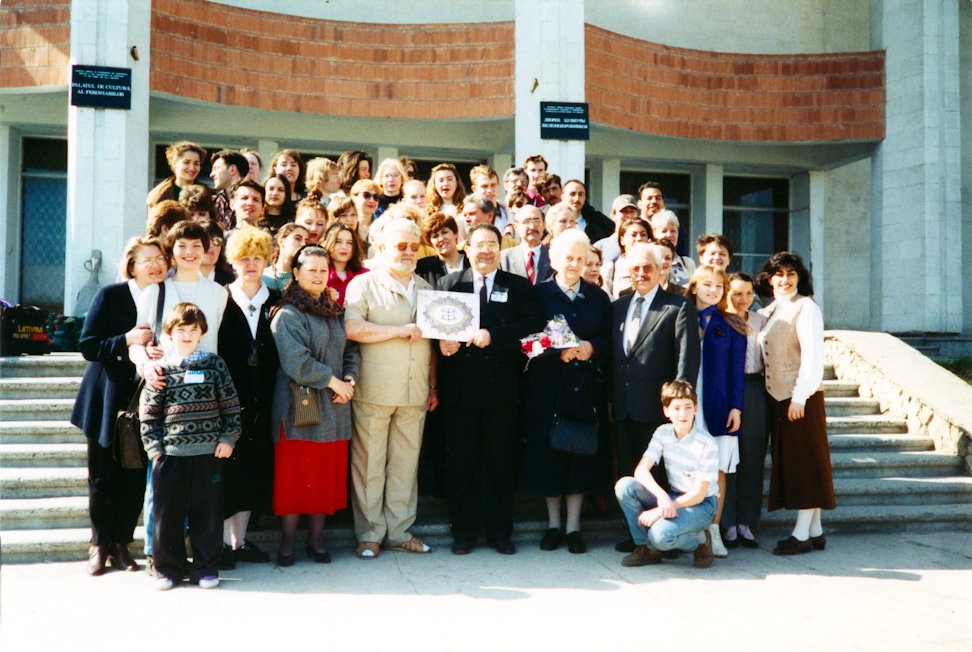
[{"xmin": 755, "ymin": 252, "xmax": 835, "ymax": 556}]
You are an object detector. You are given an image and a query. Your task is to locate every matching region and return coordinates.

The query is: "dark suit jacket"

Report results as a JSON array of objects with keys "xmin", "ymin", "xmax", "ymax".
[
  {"xmin": 436, "ymin": 268, "xmax": 540, "ymax": 408},
  {"xmin": 581, "ymin": 203, "xmax": 616, "ymax": 244},
  {"xmin": 500, "ymin": 244, "xmax": 552, "ymax": 285},
  {"xmin": 71, "ymin": 283, "xmax": 141, "ymax": 448},
  {"xmin": 611, "ymin": 287, "xmax": 701, "ymax": 424},
  {"xmin": 416, "ymin": 252, "xmax": 468, "ymax": 288}
]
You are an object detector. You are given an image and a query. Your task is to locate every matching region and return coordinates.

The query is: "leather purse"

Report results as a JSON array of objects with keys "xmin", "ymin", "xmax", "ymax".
[
  {"xmin": 289, "ymin": 381, "xmax": 322, "ymax": 427},
  {"xmin": 113, "ymin": 380, "xmax": 148, "ymax": 469},
  {"xmin": 548, "ymin": 364, "xmax": 599, "ymax": 456}
]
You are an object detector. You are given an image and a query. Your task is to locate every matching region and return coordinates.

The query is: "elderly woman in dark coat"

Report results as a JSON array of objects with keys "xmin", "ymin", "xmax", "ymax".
[
  {"xmin": 269, "ymin": 244, "xmax": 360, "ymax": 566},
  {"xmin": 518, "ymin": 229, "xmax": 613, "ymax": 555},
  {"xmin": 71, "ymin": 236, "xmax": 168, "ymax": 575}
]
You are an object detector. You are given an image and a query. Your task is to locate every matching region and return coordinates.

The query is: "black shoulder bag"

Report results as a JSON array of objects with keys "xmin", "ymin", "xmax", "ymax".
[{"xmin": 548, "ymin": 362, "xmax": 599, "ymax": 456}]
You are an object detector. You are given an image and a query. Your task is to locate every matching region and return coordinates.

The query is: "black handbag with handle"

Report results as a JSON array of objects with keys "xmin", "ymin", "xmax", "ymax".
[{"xmin": 548, "ymin": 363, "xmax": 599, "ymax": 456}]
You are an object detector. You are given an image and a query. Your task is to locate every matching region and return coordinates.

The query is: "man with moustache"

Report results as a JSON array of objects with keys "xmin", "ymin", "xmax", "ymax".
[
  {"xmin": 611, "ymin": 242, "xmax": 701, "ymax": 552},
  {"xmin": 637, "ymin": 182, "xmax": 665, "ymax": 221},
  {"xmin": 344, "ymin": 218, "xmax": 438, "ymax": 559},
  {"xmin": 460, "ymin": 194, "xmax": 517, "ymax": 250},
  {"xmin": 501, "ymin": 205, "xmax": 552, "ymax": 284},
  {"xmin": 437, "ymin": 223, "xmax": 540, "ymax": 555}
]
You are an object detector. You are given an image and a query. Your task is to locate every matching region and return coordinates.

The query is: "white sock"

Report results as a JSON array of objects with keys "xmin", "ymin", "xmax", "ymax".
[
  {"xmin": 808, "ymin": 508, "xmax": 823, "ymax": 537},
  {"xmin": 738, "ymin": 524, "xmax": 755, "ymax": 540},
  {"xmin": 724, "ymin": 526, "xmax": 737, "ymax": 541},
  {"xmin": 791, "ymin": 509, "xmax": 813, "ymax": 541}
]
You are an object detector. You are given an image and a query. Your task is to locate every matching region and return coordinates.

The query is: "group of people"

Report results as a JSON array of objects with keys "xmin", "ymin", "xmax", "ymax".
[{"xmin": 69, "ymin": 144, "xmax": 835, "ymax": 590}]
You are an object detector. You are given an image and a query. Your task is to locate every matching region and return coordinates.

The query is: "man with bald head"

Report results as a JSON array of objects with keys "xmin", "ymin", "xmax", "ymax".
[
  {"xmin": 501, "ymin": 205, "xmax": 551, "ymax": 284},
  {"xmin": 611, "ymin": 242, "xmax": 701, "ymax": 552}
]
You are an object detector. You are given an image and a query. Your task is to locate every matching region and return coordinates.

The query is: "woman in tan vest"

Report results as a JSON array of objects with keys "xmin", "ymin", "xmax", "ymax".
[{"xmin": 755, "ymin": 252, "xmax": 836, "ymax": 555}]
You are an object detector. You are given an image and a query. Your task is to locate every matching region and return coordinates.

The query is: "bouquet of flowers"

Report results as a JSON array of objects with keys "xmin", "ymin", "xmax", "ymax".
[{"xmin": 520, "ymin": 314, "xmax": 581, "ymax": 360}]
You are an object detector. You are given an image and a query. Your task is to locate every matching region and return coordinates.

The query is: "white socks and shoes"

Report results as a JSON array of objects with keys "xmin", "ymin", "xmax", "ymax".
[{"xmin": 709, "ymin": 524, "xmax": 728, "ymax": 558}]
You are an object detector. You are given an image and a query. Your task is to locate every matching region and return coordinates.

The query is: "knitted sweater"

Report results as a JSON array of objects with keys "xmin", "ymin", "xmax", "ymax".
[{"xmin": 139, "ymin": 351, "xmax": 242, "ymax": 459}]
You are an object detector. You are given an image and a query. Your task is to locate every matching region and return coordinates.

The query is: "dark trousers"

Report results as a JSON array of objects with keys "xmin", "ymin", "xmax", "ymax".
[
  {"xmin": 152, "ymin": 454, "xmax": 224, "ymax": 583},
  {"xmin": 87, "ymin": 438, "xmax": 146, "ymax": 546},
  {"xmin": 723, "ymin": 375, "xmax": 769, "ymax": 528},
  {"xmin": 443, "ymin": 404, "xmax": 517, "ymax": 544},
  {"xmin": 614, "ymin": 416, "xmax": 669, "ymax": 491}
]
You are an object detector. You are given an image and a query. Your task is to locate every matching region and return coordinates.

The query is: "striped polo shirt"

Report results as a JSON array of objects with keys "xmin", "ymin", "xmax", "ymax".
[{"xmin": 644, "ymin": 423, "xmax": 720, "ymax": 498}]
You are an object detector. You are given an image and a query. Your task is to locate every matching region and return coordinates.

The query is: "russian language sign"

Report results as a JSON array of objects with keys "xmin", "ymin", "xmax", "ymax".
[{"xmin": 540, "ymin": 102, "xmax": 590, "ymax": 141}]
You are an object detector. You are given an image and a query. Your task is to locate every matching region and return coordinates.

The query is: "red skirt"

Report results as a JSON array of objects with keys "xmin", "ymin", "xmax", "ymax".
[{"xmin": 272, "ymin": 426, "xmax": 348, "ymax": 516}]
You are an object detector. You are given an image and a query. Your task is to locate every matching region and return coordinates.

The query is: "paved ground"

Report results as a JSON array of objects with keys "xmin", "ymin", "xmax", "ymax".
[{"xmin": 2, "ymin": 530, "xmax": 971, "ymax": 651}]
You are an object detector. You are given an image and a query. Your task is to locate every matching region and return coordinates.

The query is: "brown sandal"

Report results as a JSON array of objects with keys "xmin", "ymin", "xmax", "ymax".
[
  {"xmin": 388, "ymin": 537, "xmax": 431, "ymax": 554},
  {"xmin": 356, "ymin": 542, "xmax": 380, "ymax": 559}
]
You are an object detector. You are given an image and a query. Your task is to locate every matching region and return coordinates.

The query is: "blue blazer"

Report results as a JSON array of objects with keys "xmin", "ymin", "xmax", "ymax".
[
  {"xmin": 71, "ymin": 283, "xmax": 141, "ymax": 448},
  {"xmin": 699, "ymin": 311, "xmax": 747, "ymax": 437}
]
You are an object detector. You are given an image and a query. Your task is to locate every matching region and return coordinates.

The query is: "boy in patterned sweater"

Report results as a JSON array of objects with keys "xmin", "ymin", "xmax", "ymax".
[{"xmin": 140, "ymin": 303, "xmax": 241, "ymax": 590}]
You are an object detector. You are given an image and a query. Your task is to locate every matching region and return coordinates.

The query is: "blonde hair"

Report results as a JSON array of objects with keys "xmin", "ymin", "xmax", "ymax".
[
  {"xmin": 225, "ymin": 225, "xmax": 272, "ymax": 263},
  {"xmin": 687, "ymin": 265, "xmax": 749, "ymax": 335}
]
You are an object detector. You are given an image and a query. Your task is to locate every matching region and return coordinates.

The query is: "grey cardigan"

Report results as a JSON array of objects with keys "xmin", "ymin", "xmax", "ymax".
[{"xmin": 270, "ymin": 304, "xmax": 360, "ymax": 443}]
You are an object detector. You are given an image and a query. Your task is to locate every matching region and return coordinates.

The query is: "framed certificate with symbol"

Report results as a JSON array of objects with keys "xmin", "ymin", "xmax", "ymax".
[{"xmin": 416, "ymin": 290, "xmax": 480, "ymax": 342}]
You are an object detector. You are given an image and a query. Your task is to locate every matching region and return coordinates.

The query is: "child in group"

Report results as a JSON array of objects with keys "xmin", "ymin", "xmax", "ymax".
[
  {"xmin": 140, "ymin": 303, "xmax": 241, "ymax": 590},
  {"xmin": 723, "ymin": 272, "xmax": 769, "ymax": 548},
  {"xmin": 687, "ymin": 264, "xmax": 748, "ymax": 558},
  {"xmin": 614, "ymin": 380, "xmax": 719, "ymax": 569}
]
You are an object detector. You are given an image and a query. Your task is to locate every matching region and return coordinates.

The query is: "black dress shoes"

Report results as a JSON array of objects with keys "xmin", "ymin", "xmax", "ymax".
[
  {"xmin": 276, "ymin": 551, "xmax": 295, "ymax": 567},
  {"xmin": 305, "ymin": 542, "xmax": 332, "ymax": 564},
  {"xmin": 539, "ymin": 528, "xmax": 563, "ymax": 551},
  {"xmin": 566, "ymin": 531, "xmax": 586, "ymax": 554},
  {"xmin": 740, "ymin": 536, "xmax": 760, "ymax": 549},
  {"xmin": 108, "ymin": 542, "xmax": 139, "ymax": 571},
  {"xmin": 235, "ymin": 540, "xmax": 271, "ymax": 563},
  {"xmin": 773, "ymin": 536, "xmax": 813, "ymax": 556},
  {"xmin": 86, "ymin": 545, "xmax": 109, "ymax": 576},
  {"xmin": 494, "ymin": 540, "xmax": 516, "ymax": 555},
  {"xmin": 451, "ymin": 539, "xmax": 473, "ymax": 555},
  {"xmin": 810, "ymin": 534, "xmax": 827, "ymax": 550},
  {"xmin": 219, "ymin": 544, "xmax": 237, "ymax": 570},
  {"xmin": 615, "ymin": 538, "xmax": 636, "ymax": 553}
]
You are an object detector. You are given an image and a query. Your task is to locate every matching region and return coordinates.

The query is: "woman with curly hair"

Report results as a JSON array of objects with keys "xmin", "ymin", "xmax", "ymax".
[{"xmin": 147, "ymin": 141, "xmax": 206, "ymax": 208}]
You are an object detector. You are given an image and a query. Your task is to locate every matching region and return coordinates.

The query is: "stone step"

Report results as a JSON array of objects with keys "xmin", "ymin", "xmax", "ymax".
[
  {"xmin": 826, "ymin": 433, "xmax": 933, "ymax": 452},
  {"xmin": 825, "ymin": 476, "xmax": 972, "ymax": 507},
  {"xmin": 821, "ymin": 380, "xmax": 860, "ymax": 397},
  {"xmin": 823, "ymin": 364, "xmax": 835, "ymax": 381},
  {"xmin": 0, "ymin": 377, "xmax": 81, "ymax": 400},
  {"xmin": 757, "ymin": 502, "xmax": 972, "ymax": 533},
  {"xmin": 0, "ymin": 496, "xmax": 95, "ymax": 530},
  {"xmin": 0, "ymin": 398, "xmax": 75, "ymax": 421},
  {"xmin": 0, "ymin": 354, "xmax": 87, "ymax": 379},
  {"xmin": 0, "ymin": 467, "xmax": 88, "ymax": 498},
  {"xmin": 0, "ymin": 443, "xmax": 87, "ymax": 467},
  {"xmin": 828, "ymin": 450, "xmax": 965, "ymax": 478},
  {"xmin": 826, "ymin": 415, "xmax": 908, "ymax": 434},
  {"xmin": 823, "ymin": 397, "xmax": 880, "ymax": 417},
  {"xmin": 0, "ymin": 420, "xmax": 82, "ymax": 443}
]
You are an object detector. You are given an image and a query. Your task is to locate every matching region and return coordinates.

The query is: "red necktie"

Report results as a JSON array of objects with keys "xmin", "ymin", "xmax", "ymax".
[{"xmin": 526, "ymin": 250, "xmax": 536, "ymax": 284}]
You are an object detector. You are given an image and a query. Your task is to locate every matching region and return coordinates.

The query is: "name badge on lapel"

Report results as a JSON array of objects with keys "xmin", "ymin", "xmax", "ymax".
[
  {"xmin": 183, "ymin": 370, "xmax": 205, "ymax": 384},
  {"xmin": 491, "ymin": 288, "xmax": 509, "ymax": 303}
]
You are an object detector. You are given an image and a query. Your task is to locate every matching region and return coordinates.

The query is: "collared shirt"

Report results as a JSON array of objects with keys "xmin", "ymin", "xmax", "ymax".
[
  {"xmin": 228, "ymin": 282, "xmax": 269, "ymax": 339},
  {"xmin": 555, "ymin": 276, "xmax": 581, "ymax": 301},
  {"xmin": 644, "ymin": 423, "xmax": 720, "ymax": 497},
  {"xmin": 624, "ymin": 284, "xmax": 659, "ymax": 353},
  {"xmin": 473, "ymin": 269, "xmax": 499, "ymax": 301}
]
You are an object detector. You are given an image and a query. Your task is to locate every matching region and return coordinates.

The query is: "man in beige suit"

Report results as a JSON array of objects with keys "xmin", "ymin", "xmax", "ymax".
[{"xmin": 344, "ymin": 218, "xmax": 438, "ymax": 559}]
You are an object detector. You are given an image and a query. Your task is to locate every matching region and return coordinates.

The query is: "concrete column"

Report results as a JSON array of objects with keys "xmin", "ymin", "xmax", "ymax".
[
  {"xmin": 257, "ymin": 139, "xmax": 278, "ymax": 178},
  {"xmin": 808, "ymin": 170, "xmax": 826, "ymax": 315},
  {"xmin": 0, "ymin": 126, "xmax": 21, "ymax": 302},
  {"xmin": 66, "ymin": 0, "xmax": 151, "ymax": 315},
  {"xmin": 871, "ymin": 0, "xmax": 963, "ymax": 332},
  {"xmin": 514, "ymin": 0, "xmax": 585, "ymax": 182},
  {"xmin": 377, "ymin": 146, "xmax": 399, "ymax": 167},
  {"xmin": 589, "ymin": 159, "xmax": 620, "ymax": 214},
  {"xmin": 703, "ymin": 164, "xmax": 724, "ymax": 237}
]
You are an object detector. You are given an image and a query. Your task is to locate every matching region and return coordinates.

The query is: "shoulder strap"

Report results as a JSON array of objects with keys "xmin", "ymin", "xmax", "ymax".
[{"xmin": 152, "ymin": 282, "xmax": 165, "ymax": 344}]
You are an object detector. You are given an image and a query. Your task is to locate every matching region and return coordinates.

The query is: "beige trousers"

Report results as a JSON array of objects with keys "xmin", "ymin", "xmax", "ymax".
[{"xmin": 350, "ymin": 400, "xmax": 427, "ymax": 546}]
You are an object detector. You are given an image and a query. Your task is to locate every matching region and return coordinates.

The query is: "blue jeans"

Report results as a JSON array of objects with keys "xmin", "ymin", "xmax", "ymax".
[
  {"xmin": 615, "ymin": 476, "xmax": 717, "ymax": 552},
  {"xmin": 143, "ymin": 466, "xmax": 154, "ymax": 556}
]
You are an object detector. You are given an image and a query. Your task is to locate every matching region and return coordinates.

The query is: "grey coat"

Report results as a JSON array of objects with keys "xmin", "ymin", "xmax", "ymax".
[{"xmin": 270, "ymin": 304, "xmax": 361, "ymax": 443}]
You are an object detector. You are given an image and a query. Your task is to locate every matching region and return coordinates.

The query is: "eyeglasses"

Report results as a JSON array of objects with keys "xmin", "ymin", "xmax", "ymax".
[
  {"xmin": 135, "ymin": 256, "xmax": 167, "ymax": 266},
  {"xmin": 210, "ymin": 237, "xmax": 224, "ymax": 247},
  {"xmin": 395, "ymin": 242, "xmax": 421, "ymax": 252},
  {"xmin": 517, "ymin": 217, "xmax": 542, "ymax": 225},
  {"xmin": 468, "ymin": 242, "xmax": 500, "ymax": 251},
  {"xmin": 355, "ymin": 192, "xmax": 380, "ymax": 201},
  {"xmin": 247, "ymin": 340, "xmax": 262, "ymax": 367}
]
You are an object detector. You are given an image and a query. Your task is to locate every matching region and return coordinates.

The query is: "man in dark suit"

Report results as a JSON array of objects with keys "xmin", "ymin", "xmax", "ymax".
[
  {"xmin": 500, "ymin": 205, "xmax": 552, "ymax": 284},
  {"xmin": 611, "ymin": 242, "xmax": 701, "ymax": 551},
  {"xmin": 563, "ymin": 179, "xmax": 616, "ymax": 244},
  {"xmin": 437, "ymin": 223, "xmax": 540, "ymax": 555}
]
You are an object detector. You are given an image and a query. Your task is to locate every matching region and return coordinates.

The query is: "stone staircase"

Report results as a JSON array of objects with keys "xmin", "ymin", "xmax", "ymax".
[{"xmin": 2, "ymin": 354, "xmax": 970, "ymax": 563}]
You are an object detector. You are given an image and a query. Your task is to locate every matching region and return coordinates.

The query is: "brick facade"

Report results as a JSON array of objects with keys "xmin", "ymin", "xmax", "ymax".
[{"xmin": 0, "ymin": 0, "xmax": 71, "ymax": 88}]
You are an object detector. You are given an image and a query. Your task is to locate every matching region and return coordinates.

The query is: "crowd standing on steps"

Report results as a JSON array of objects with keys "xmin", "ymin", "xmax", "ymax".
[{"xmin": 69, "ymin": 144, "xmax": 835, "ymax": 589}]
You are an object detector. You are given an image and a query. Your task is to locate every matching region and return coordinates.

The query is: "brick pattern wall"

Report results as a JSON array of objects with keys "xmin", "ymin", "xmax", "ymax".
[
  {"xmin": 0, "ymin": 1, "xmax": 70, "ymax": 88},
  {"xmin": 150, "ymin": 0, "xmax": 515, "ymax": 119},
  {"xmin": 586, "ymin": 25, "xmax": 885, "ymax": 142}
]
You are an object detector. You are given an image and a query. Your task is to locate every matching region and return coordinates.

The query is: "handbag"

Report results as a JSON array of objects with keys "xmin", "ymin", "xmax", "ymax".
[
  {"xmin": 111, "ymin": 283, "xmax": 165, "ymax": 469},
  {"xmin": 548, "ymin": 364, "xmax": 599, "ymax": 456},
  {"xmin": 289, "ymin": 381, "xmax": 322, "ymax": 427},
  {"xmin": 113, "ymin": 380, "xmax": 148, "ymax": 469}
]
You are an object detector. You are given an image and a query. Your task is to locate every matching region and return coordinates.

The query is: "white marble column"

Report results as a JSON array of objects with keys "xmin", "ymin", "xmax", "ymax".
[
  {"xmin": 514, "ymin": 0, "xmax": 586, "ymax": 182},
  {"xmin": 0, "ymin": 126, "xmax": 21, "ymax": 301},
  {"xmin": 65, "ymin": 0, "xmax": 151, "ymax": 315}
]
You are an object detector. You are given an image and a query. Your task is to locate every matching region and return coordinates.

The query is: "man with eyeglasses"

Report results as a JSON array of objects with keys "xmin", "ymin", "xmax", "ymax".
[
  {"xmin": 344, "ymin": 218, "xmax": 438, "ymax": 559},
  {"xmin": 501, "ymin": 205, "xmax": 552, "ymax": 285},
  {"xmin": 437, "ymin": 223, "xmax": 540, "ymax": 555}
]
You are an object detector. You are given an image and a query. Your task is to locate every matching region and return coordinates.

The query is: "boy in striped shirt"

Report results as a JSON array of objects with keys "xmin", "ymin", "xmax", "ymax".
[{"xmin": 614, "ymin": 380, "xmax": 719, "ymax": 568}]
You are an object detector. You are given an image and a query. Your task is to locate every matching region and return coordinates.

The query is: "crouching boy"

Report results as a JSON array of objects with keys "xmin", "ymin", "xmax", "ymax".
[
  {"xmin": 614, "ymin": 380, "xmax": 718, "ymax": 568},
  {"xmin": 140, "ymin": 303, "xmax": 241, "ymax": 590}
]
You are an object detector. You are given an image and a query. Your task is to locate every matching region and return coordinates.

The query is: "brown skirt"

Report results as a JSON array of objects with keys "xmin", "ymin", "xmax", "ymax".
[{"xmin": 767, "ymin": 391, "xmax": 836, "ymax": 511}]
